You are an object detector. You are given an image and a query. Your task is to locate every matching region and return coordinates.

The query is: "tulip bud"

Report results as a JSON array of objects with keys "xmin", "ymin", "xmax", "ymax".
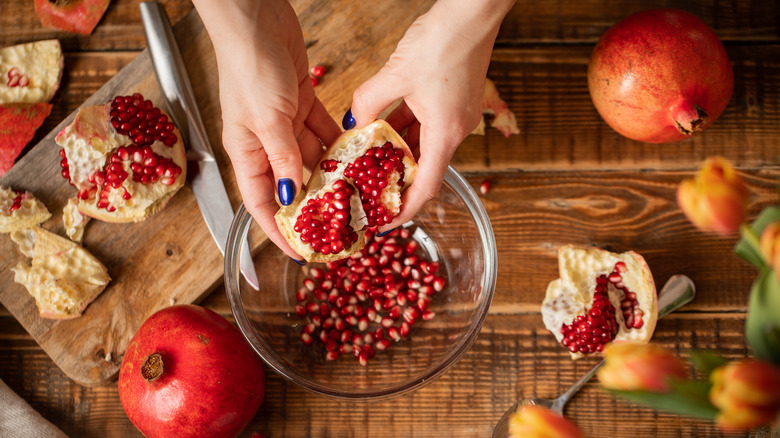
[
  {"xmin": 709, "ymin": 359, "xmax": 780, "ymax": 431},
  {"xmin": 677, "ymin": 156, "xmax": 749, "ymax": 236},
  {"xmin": 508, "ymin": 404, "xmax": 583, "ymax": 438},
  {"xmin": 759, "ymin": 222, "xmax": 780, "ymax": 271},
  {"xmin": 597, "ymin": 342, "xmax": 688, "ymax": 392}
]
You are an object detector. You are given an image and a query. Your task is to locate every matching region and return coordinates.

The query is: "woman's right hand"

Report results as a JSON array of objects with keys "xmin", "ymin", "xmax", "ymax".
[{"xmin": 192, "ymin": 0, "xmax": 341, "ymax": 262}]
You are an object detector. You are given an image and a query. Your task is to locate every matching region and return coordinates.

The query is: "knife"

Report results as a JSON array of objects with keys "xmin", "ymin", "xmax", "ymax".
[{"xmin": 140, "ymin": 2, "xmax": 259, "ymax": 290}]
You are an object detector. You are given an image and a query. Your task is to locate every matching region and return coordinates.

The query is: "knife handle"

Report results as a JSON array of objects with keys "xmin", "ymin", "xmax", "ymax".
[{"xmin": 140, "ymin": 1, "xmax": 212, "ymax": 155}]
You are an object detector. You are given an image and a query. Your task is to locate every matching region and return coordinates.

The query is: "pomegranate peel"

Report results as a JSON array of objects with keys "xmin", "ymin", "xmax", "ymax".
[
  {"xmin": 0, "ymin": 186, "xmax": 51, "ymax": 233},
  {"xmin": 34, "ymin": 0, "xmax": 110, "ymax": 35},
  {"xmin": 542, "ymin": 245, "xmax": 657, "ymax": 359},
  {"xmin": 56, "ymin": 94, "xmax": 187, "ymax": 223},
  {"xmin": 275, "ymin": 120, "xmax": 417, "ymax": 262},
  {"xmin": 10, "ymin": 226, "xmax": 110, "ymax": 319},
  {"xmin": 472, "ymin": 78, "xmax": 519, "ymax": 137},
  {"xmin": 0, "ymin": 40, "xmax": 63, "ymax": 104},
  {"xmin": 0, "ymin": 103, "xmax": 54, "ymax": 176}
]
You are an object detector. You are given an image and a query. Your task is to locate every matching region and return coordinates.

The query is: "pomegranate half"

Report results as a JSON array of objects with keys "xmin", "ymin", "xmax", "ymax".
[
  {"xmin": 541, "ymin": 245, "xmax": 658, "ymax": 359},
  {"xmin": 118, "ymin": 305, "xmax": 265, "ymax": 438},
  {"xmin": 56, "ymin": 93, "xmax": 186, "ymax": 222},
  {"xmin": 588, "ymin": 9, "xmax": 733, "ymax": 143},
  {"xmin": 275, "ymin": 120, "xmax": 417, "ymax": 262}
]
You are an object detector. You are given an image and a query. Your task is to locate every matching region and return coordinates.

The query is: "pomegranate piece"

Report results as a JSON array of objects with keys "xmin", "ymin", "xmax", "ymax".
[
  {"xmin": 0, "ymin": 186, "xmax": 51, "ymax": 233},
  {"xmin": 11, "ymin": 226, "xmax": 110, "ymax": 319},
  {"xmin": 541, "ymin": 245, "xmax": 657, "ymax": 359},
  {"xmin": 0, "ymin": 40, "xmax": 63, "ymax": 105},
  {"xmin": 55, "ymin": 93, "xmax": 187, "ymax": 223},
  {"xmin": 0, "ymin": 103, "xmax": 53, "ymax": 176},
  {"xmin": 34, "ymin": 0, "xmax": 110, "ymax": 35},
  {"xmin": 588, "ymin": 9, "xmax": 733, "ymax": 143},
  {"xmin": 479, "ymin": 180, "xmax": 491, "ymax": 195},
  {"xmin": 276, "ymin": 120, "xmax": 418, "ymax": 263},
  {"xmin": 472, "ymin": 78, "xmax": 519, "ymax": 137},
  {"xmin": 294, "ymin": 227, "xmax": 446, "ymax": 365}
]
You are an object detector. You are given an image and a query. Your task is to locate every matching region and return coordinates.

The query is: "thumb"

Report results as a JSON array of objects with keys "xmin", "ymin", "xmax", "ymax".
[{"xmin": 350, "ymin": 67, "xmax": 406, "ymax": 128}]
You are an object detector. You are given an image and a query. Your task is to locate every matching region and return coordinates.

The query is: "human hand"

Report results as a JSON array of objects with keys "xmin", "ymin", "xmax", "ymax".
[
  {"xmin": 349, "ymin": 0, "xmax": 514, "ymax": 232},
  {"xmin": 193, "ymin": 0, "xmax": 341, "ymax": 261}
]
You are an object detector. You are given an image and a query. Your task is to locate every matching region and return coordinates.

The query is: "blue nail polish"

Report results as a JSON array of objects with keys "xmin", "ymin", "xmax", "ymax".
[
  {"xmin": 290, "ymin": 257, "xmax": 307, "ymax": 266},
  {"xmin": 377, "ymin": 228, "xmax": 396, "ymax": 237},
  {"xmin": 278, "ymin": 178, "xmax": 295, "ymax": 206},
  {"xmin": 342, "ymin": 107, "xmax": 355, "ymax": 130}
]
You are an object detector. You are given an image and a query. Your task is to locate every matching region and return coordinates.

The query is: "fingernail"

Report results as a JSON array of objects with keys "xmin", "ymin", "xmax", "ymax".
[
  {"xmin": 290, "ymin": 257, "xmax": 307, "ymax": 266},
  {"xmin": 377, "ymin": 228, "xmax": 396, "ymax": 237},
  {"xmin": 342, "ymin": 107, "xmax": 356, "ymax": 130},
  {"xmin": 278, "ymin": 178, "xmax": 295, "ymax": 206}
]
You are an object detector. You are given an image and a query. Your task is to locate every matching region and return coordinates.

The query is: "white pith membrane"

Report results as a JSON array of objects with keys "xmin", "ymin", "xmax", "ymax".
[
  {"xmin": 56, "ymin": 103, "xmax": 186, "ymax": 223},
  {"xmin": 0, "ymin": 186, "xmax": 51, "ymax": 233},
  {"xmin": 0, "ymin": 39, "xmax": 63, "ymax": 104},
  {"xmin": 275, "ymin": 120, "xmax": 417, "ymax": 263},
  {"xmin": 63, "ymin": 197, "xmax": 89, "ymax": 243},
  {"xmin": 11, "ymin": 226, "xmax": 110, "ymax": 319},
  {"xmin": 541, "ymin": 245, "xmax": 657, "ymax": 359}
]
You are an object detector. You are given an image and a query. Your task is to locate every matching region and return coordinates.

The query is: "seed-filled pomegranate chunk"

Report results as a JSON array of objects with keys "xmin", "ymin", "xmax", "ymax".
[
  {"xmin": 294, "ymin": 179, "xmax": 359, "ymax": 256},
  {"xmin": 542, "ymin": 245, "xmax": 658, "ymax": 360}
]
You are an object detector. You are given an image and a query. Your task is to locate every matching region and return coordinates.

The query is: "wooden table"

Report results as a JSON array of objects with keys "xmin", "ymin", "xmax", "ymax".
[{"xmin": 1, "ymin": 0, "xmax": 778, "ymax": 436}]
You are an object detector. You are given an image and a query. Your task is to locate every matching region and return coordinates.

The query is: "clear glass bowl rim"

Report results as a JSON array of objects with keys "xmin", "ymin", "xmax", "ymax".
[{"xmin": 224, "ymin": 165, "xmax": 498, "ymax": 400}]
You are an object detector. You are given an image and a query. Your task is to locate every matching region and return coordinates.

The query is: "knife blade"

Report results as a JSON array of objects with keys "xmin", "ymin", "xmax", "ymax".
[{"xmin": 140, "ymin": 1, "xmax": 259, "ymax": 290}]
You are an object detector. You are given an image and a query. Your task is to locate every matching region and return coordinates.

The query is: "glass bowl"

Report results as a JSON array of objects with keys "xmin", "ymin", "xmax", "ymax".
[{"xmin": 224, "ymin": 166, "xmax": 496, "ymax": 400}]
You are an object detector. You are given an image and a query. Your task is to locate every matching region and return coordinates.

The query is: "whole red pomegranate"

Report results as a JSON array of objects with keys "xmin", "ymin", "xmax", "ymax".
[
  {"xmin": 118, "ymin": 305, "xmax": 265, "ymax": 438},
  {"xmin": 588, "ymin": 9, "xmax": 733, "ymax": 143}
]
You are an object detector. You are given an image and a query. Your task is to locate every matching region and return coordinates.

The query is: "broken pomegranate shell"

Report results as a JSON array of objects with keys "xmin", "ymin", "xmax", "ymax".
[
  {"xmin": 34, "ymin": 0, "xmax": 111, "ymax": 35},
  {"xmin": 0, "ymin": 40, "xmax": 63, "ymax": 104},
  {"xmin": 0, "ymin": 103, "xmax": 53, "ymax": 176},
  {"xmin": 275, "ymin": 120, "xmax": 417, "ymax": 263},
  {"xmin": 472, "ymin": 78, "xmax": 519, "ymax": 137},
  {"xmin": 0, "ymin": 186, "xmax": 51, "ymax": 233},
  {"xmin": 56, "ymin": 93, "xmax": 187, "ymax": 223},
  {"xmin": 541, "ymin": 245, "xmax": 657, "ymax": 359},
  {"xmin": 11, "ymin": 225, "xmax": 110, "ymax": 319}
]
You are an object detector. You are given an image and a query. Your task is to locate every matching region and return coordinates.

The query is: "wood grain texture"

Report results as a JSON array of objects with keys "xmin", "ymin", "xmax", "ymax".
[
  {"xmin": 0, "ymin": 0, "xmax": 778, "ymax": 436},
  {"xmin": 0, "ymin": 308, "xmax": 752, "ymax": 438}
]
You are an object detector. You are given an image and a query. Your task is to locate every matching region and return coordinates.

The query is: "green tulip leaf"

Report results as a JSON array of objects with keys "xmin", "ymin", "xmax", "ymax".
[
  {"xmin": 746, "ymin": 269, "xmax": 780, "ymax": 366},
  {"xmin": 735, "ymin": 206, "xmax": 780, "ymax": 268},
  {"xmin": 689, "ymin": 351, "xmax": 727, "ymax": 378},
  {"xmin": 608, "ymin": 380, "xmax": 717, "ymax": 420}
]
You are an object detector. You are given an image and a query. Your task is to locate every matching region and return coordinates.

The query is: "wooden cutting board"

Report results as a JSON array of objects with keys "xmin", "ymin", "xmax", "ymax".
[{"xmin": 0, "ymin": 1, "xmax": 437, "ymax": 386}]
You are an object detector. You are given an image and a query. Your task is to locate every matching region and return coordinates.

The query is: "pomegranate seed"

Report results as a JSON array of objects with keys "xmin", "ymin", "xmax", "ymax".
[
  {"xmin": 310, "ymin": 65, "xmax": 326, "ymax": 78},
  {"xmin": 479, "ymin": 180, "xmax": 491, "ymax": 194},
  {"xmin": 310, "ymin": 75, "xmax": 318, "ymax": 87}
]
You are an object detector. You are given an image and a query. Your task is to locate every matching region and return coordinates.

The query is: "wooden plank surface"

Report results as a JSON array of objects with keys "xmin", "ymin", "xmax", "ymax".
[{"xmin": 1, "ymin": 0, "xmax": 778, "ymax": 436}]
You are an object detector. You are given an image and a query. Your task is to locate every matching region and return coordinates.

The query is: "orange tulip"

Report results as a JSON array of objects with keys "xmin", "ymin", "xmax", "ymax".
[
  {"xmin": 508, "ymin": 404, "xmax": 583, "ymax": 438},
  {"xmin": 597, "ymin": 342, "xmax": 688, "ymax": 392},
  {"xmin": 760, "ymin": 222, "xmax": 780, "ymax": 273},
  {"xmin": 677, "ymin": 156, "xmax": 749, "ymax": 236},
  {"xmin": 709, "ymin": 359, "xmax": 780, "ymax": 431}
]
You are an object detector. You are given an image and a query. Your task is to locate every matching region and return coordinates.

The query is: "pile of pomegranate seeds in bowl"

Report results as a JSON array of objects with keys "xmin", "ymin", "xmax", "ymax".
[{"xmin": 225, "ymin": 166, "xmax": 497, "ymax": 399}]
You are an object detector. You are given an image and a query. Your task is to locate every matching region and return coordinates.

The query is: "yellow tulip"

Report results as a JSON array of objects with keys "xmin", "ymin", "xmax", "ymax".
[{"xmin": 677, "ymin": 156, "xmax": 749, "ymax": 236}]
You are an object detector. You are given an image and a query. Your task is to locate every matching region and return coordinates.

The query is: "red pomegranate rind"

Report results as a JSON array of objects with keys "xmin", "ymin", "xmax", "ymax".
[
  {"xmin": 34, "ymin": 0, "xmax": 111, "ymax": 35},
  {"xmin": 294, "ymin": 227, "xmax": 444, "ymax": 365},
  {"xmin": 55, "ymin": 94, "xmax": 186, "ymax": 223},
  {"xmin": 276, "ymin": 120, "xmax": 418, "ymax": 263},
  {"xmin": 542, "ymin": 245, "xmax": 657, "ymax": 360},
  {"xmin": 0, "ymin": 103, "xmax": 53, "ymax": 176}
]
